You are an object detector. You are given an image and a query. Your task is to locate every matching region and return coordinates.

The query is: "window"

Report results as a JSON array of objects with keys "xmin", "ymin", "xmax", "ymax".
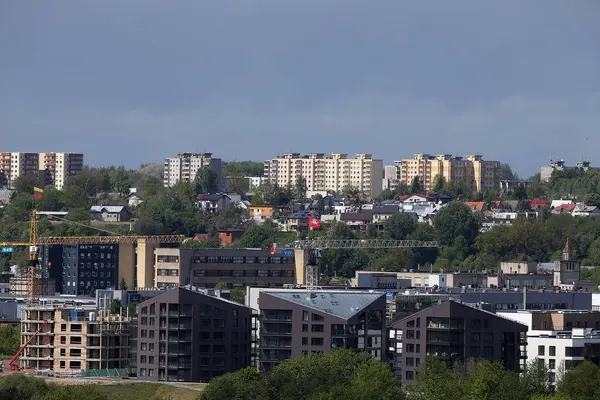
[
  {"xmin": 406, "ymin": 357, "xmax": 414, "ymax": 367},
  {"xmin": 312, "ymin": 313, "xmax": 324, "ymax": 322},
  {"xmin": 472, "ymin": 333, "xmax": 480, "ymax": 342},
  {"xmin": 69, "ymin": 361, "xmax": 81, "ymax": 369},
  {"xmin": 70, "ymin": 336, "xmax": 82, "ymax": 345},
  {"xmin": 483, "ymin": 333, "xmax": 493, "ymax": 342},
  {"xmin": 405, "ymin": 343, "xmax": 415, "ymax": 353},
  {"xmin": 60, "ymin": 361, "xmax": 65, "ymax": 369},
  {"xmin": 549, "ymin": 346, "xmax": 556, "ymax": 357},
  {"xmin": 141, "ymin": 343, "xmax": 147, "ymax": 351},
  {"xmin": 538, "ymin": 345, "xmax": 545, "ymax": 356},
  {"xmin": 302, "ymin": 311, "xmax": 309, "ymax": 321},
  {"xmin": 140, "ymin": 355, "xmax": 147, "ymax": 364},
  {"xmin": 70, "ymin": 349, "xmax": 81, "ymax": 357},
  {"xmin": 302, "ymin": 337, "xmax": 308, "ymax": 345},
  {"xmin": 60, "ymin": 348, "xmax": 66, "ymax": 356},
  {"xmin": 311, "ymin": 324, "xmax": 324, "ymax": 333},
  {"xmin": 406, "ymin": 330, "xmax": 415, "ymax": 339},
  {"xmin": 311, "ymin": 337, "xmax": 324, "ymax": 346},
  {"xmin": 405, "ymin": 370, "xmax": 415, "ymax": 381},
  {"xmin": 302, "ymin": 324, "xmax": 308, "ymax": 332},
  {"xmin": 471, "ymin": 319, "xmax": 481, "ymax": 329},
  {"xmin": 549, "ymin": 359, "xmax": 556, "ymax": 369}
]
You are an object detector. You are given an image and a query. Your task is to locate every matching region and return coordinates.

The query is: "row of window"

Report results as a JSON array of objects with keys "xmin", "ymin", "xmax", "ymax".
[
  {"xmin": 157, "ymin": 269, "xmax": 179, "ymax": 276},
  {"xmin": 193, "ymin": 269, "xmax": 294, "ymax": 278},
  {"xmin": 63, "ymin": 271, "xmax": 112, "ymax": 278},
  {"xmin": 69, "ymin": 252, "xmax": 115, "ymax": 259},
  {"xmin": 192, "ymin": 256, "xmax": 294, "ymax": 265},
  {"xmin": 63, "ymin": 280, "xmax": 112, "ymax": 288}
]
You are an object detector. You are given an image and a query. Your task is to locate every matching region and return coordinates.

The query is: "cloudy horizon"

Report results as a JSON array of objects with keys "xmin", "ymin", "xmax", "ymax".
[{"xmin": 1, "ymin": 1, "xmax": 599, "ymax": 177}]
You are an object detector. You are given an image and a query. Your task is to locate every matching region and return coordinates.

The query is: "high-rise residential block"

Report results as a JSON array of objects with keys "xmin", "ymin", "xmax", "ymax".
[
  {"xmin": 399, "ymin": 153, "xmax": 499, "ymax": 193},
  {"xmin": 39, "ymin": 152, "xmax": 84, "ymax": 189},
  {"xmin": 264, "ymin": 153, "xmax": 383, "ymax": 198},
  {"xmin": 163, "ymin": 152, "xmax": 222, "ymax": 188},
  {"xmin": 0, "ymin": 152, "xmax": 83, "ymax": 189}
]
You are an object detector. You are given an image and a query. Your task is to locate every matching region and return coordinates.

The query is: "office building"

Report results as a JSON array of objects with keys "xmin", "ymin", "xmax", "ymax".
[
  {"xmin": 151, "ymin": 247, "xmax": 300, "ymax": 290},
  {"xmin": 399, "ymin": 153, "xmax": 499, "ymax": 192},
  {"xmin": 382, "ymin": 163, "xmax": 401, "ymax": 191},
  {"xmin": 39, "ymin": 152, "xmax": 84, "ymax": 189},
  {"xmin": 257, "ymin": 290, "xmax": 387, "ymax": 372},
  {"xmin": 390, "ymin": 300, "xmax": 527, "ymax": 386},
  {"xmin": 163, "ymin": 152, "xmax": 222, "ymax": 188},
  {"xmin": 136, "ymin": 287, "xmax": 252, "ymax": 382},
  {"xmin": 264, "ymin": 153, "xmax": 383, "ymax": 199},
  {"xmin": 499, "ymin": 309, "xmax": 600, "ymax": 387}
]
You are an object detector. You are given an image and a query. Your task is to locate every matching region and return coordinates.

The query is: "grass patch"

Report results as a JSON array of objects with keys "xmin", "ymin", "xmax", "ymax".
[{"xmin": 93, "ymin": 383, "xmax": 198, "ymax": 400}]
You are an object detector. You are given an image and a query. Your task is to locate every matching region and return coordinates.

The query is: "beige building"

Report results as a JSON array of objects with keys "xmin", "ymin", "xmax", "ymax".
[
  {"xmin": 163, "ymin": 152, "xmax": 222, "ymax": 188},
  {"xmin": 20, "ymin": 306, "xmax": 131, "ymax": 374},
  {"xmin": 264, "ymin": 153, "xmax": 383, "ymax": 198},
  {"xmin": 39, "ymin": 152, "xmax": 84, "ymax": 189},
  {"xmin": 399, "ymin": 153, "xmax": 499, "ymax": 192}
]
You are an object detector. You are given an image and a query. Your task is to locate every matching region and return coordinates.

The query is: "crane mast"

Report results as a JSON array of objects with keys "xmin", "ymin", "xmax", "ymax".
[{"xmin": 27, "ymin": 209, "xmax": 41, "ymax": 306}]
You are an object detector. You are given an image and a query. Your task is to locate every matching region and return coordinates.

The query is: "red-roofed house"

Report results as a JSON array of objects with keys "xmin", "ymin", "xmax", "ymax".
[
  {"xmin": 529, "ymin": 200, "xmax": 548, "ymax": 210},
  {"xmin": 551, "ymin": 204, "xmax": 577, "ymax": 214},
  {"xmin": 465, "ymin": 201, "xmax": 485, "ymax": 212}
]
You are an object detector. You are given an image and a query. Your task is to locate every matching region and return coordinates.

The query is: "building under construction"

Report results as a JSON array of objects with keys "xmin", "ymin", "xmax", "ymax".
[{"xmin": 19, "ymin": 305, "xmax": 132, "ymax": 374}]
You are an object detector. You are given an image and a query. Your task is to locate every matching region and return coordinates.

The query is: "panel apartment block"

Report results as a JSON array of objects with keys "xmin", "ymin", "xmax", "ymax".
[
  {"xmin": 390, "ymin": 300, "xmax": 527, "ymax": 386},
  {"xmin": 163, "ymin": 152, "xmax": 222, "ymax": 188},
  {"xmin": 399, "ymin": 153, "xmax": 499, "ymax": 192},
  {"xmin": 136, "ymin": 287, "xmax": 252, "ymax": 382},
  {"xmin": 257, "ymin": 290, "xmax": 387, "ymax": 372},
  {"xmin": 153, "ymin": 248, "xmax": 297, "ymax": 289},
  {"xmin": 264, "ymin": 153, "xmax": 383, "ymax": 199}
]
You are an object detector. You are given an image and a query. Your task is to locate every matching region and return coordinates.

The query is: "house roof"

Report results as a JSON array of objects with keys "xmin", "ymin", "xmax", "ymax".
[
  {"xmin": 340, "ymin": 212, "xmax": 373, "ymax": 221},
  {"xmin": 465, "ymin": 201, "xmax": 485, "ymax": 211},
  {"xmin": 263, "ymin": 290, "xmax": 384, "ymax": 320},
  {"xmin": 289, "ymin": 211, "xmax": 318, "ymax": 219},
  {"xmin": 90, "ymin": 206, "xmax": 126, "ymax": 213},
  {"xmin": 554, "ymin": 204, "xmax": 576, "ymax": 212},
  {"xmin": 197, "ymin": 194, "xmax": 230, "ymax": 201}
]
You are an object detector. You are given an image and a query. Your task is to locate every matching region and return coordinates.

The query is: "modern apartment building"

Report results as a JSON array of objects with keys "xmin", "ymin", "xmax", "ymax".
[
  {"xmin": 20, "ymin": 305, "xmax": 131, "ymax": 373},
  {"xmin": 43, "ymin": 244, "xmax": 120, "ymax": 295},
  {"xmin": 151, "ymin": 247, "xmax": 300, "ymax": 290},
  {"xmin": 136, "ymin": 287, "xmax": 252, "ymax": 382},
  {"xmin": 382, "ymin": 163, "xmax": 401, "ymax": 190},
  {"xmin": 264, "ymin": 153, "xmax": 383, "ymax": 199},
  {"xmin": 163, "ymin": 152, "xmax": 222, "ymax": 188},
  {"xmin": 39, "ymin": 152, "xmax": 84, "ymax": 189},
  {"xmin": 257, "ymin": 290, "xmax": 387, "ymax": 372},
  {"xmin": 498, "ymin": 309, "xmax": 600, "ymax": 387},
  {"xmin": 390, "ymin": 300, "xmax": 528, "ymax": 386},
  {"xmin": 399, "ymin": 153, "xmax": 499, "ymax": 193}
]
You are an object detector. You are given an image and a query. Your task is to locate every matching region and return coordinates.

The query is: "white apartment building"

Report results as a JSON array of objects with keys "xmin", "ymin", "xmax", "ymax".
[
  {"xmin": 264, "ymin": 153, "xmax": 383, "ymax": 199},
  {"xmin": 498, "ymin": 310, "xmax": 600, "ymax": 387},
  {"xmin": 382, "ymin": 163, "xmax": 401, "ymax": 190},
  {"xmin": 39, "ymin": 152, "xmax": 84, "ymax": 189},
  {"xmin": 163, "ymin": 152, "xmax": 222, "ymax": 188}
]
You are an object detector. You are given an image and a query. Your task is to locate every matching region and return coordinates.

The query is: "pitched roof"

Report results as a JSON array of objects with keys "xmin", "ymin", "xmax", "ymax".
[
  {"xmin": 263, "ymin": 291, "xmax": 384, "ymax": 319},
  {"xmin": 197, "ymin": 194, "xmax": 230, "ymax": 201},
  {"xmin": 465, "ymin": 201, "xmax": 484, "ymax": 211},
  {"xmin": 554, "ymin": 204, "xmax": 576, "ymax": 212},
  {"xmin": 564, "ymin": 238, "xmax": 573, "ymax": 254},
  {"xmin": 90, "ymin": 206, "xmax": 126, "ymax": 213},
  {"xmin": 529, "ymin": 199, "xmax": 548, "ymax": 206}
]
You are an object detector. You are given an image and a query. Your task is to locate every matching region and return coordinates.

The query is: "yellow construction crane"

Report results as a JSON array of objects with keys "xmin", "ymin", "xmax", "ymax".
[{"xmin": 1, "ymin": 209, "xmax": 185, "ymax": 305}]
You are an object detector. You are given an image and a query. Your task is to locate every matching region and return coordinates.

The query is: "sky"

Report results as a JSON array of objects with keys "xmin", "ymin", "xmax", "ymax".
[{"xmin": 1, "ymin": 1, "xmax": 599, "ymax": 177}]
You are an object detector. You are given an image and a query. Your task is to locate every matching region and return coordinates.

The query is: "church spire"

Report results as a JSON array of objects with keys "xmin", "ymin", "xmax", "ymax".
[{"xmin": 563, "ymin": 238, "xmax": 573, "ymax": 260}]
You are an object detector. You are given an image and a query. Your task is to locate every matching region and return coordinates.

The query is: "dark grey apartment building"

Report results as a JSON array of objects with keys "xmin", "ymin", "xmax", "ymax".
[
  {"xmin": 390, "ymin": 300, "xmax": 528, "ymax": 386},
  {"xmin": 154, "ymin": 247, "xmax": 297, "ymax": 289},
  {"xmin": 136, "ymin": 287, "xmax": 252, "ymax": 382},
  {"xmin": 43, "ymin": 244, "xmax": 119, "ymax": 295},
  {"xmin": 258, "ymin": 290, "xmax": 387, "ymax": 372}
]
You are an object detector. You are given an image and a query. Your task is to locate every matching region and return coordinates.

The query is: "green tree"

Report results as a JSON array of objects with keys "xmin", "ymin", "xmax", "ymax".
[
  {"xmin": 293, "ymin": 177, "xmax": 308, "ymax": 199},
  {"xmin": 410, "ymin": 176, "xmax": 424, "ymax": 194},
  {"xmin": 413, "ymin": 357, "xmax": 465, "ymax": 400},
  {"xmin": 37, "ymin": 385, "xmax": 108, "ymax": 400},
  {"xmin": 108, "ymin": 166, "xmax": 131, "ymax": 196},
  {"xmin": 12, "ymin": 175, "xmax": 39, "ymax": 195},
  {"xmin": 222, "ymin": 161, "xmax": 265, "ymax": 177},
  {"xmin": 342, "ymin": 185, "xmax": 365, "ymax": 210},
  {"xmin": 432, "ymin": 174, "xmax": 446, "ymax": 193},
  {"xmin": 230, "ymin": 287, "xmax": 245, "ymax": 304},
  {"xmin": 198, "ymin": 367, "xmax": 264, "ymax": 400},
  {"xmin": 557, "ymin": 360, "xmax": 600, "ymax": 400},
  {"xmin": 434, "ymin": 201, "xmax": 481, "ymax": 246},
  {"xmin": 584, "ymin": 193, "xmax": 600, "ymax": 207},
  {"xmin": 109, "ymin": 299, "xmax": 122, "ymax": 315},
  {"xmin": 383, "ymin": 213, "xmax": 417, "ymax": 240},
  {"xmin": 521, "ymin": 359, "xmax": 552, "ymax": 398},
  {"xmin": 227, "ymin": 174, "xmax": 250, "ymax": 195},
  {"xmin": 195, "ymin": 167, "xmax": 219, "ymax": 194},
  {"xmin": 0, "ymin": 325, "xmax": 19, "ymax": 357}
]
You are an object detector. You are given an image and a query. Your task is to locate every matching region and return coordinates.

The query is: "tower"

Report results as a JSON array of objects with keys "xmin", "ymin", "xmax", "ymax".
[{"xmin": 554, "ymin": 238, "xmax": 580, "ymax": 287}]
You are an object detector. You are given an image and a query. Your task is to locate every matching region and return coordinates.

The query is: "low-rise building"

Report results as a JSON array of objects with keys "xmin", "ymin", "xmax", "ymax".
[
  {"xmin": 258, "ymin": 290, "xmax": 387, "ymax": 371},
  {"xmin": 136, "ymin": 287, "xmax": 252, "ymax": 382},
  {"xmin": 196, "ymin": 194, "xmax": 232, "ymax": 213},
  {"xmin": 498, "ymin": 309, "xmax": 600, "ymax": 387},
  {"xmin": 90, "ymin": 206, "xmax": 132, "ymax": 222},
  {"xmin": 248, "ymin": 205, "xmax": 276, "ymax": 223},
  {"xmin": 390, "ymin": 300, "xmax": 527, "ymax": 386}
]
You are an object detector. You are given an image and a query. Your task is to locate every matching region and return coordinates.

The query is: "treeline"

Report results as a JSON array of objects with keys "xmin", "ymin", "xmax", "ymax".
[
  {"xmin": 199, "ymin": 349, "xmax": 600, "ymax": 400},
  {"xmin": 0, "ymin": 325, "xmax": 19, "ymax": 357}
]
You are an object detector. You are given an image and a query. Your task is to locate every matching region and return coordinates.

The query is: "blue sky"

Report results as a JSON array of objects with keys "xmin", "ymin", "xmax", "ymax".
[{"xmin": 1, "ymin": 1, "xmax": 599, "ymax": 176}]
